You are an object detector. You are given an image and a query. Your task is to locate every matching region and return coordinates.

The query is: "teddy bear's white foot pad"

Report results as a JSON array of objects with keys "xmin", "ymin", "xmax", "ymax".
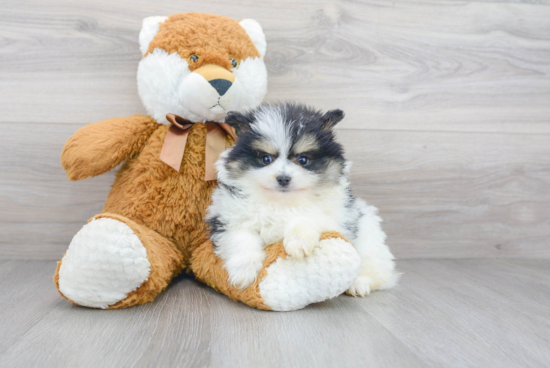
[
  {"xmin": 58, "ymin": 218, "xmax": 151, "ymax": 309},
  {"xmin": 259, "ymin": 237, "xmax": 361, "ymax": 311}
]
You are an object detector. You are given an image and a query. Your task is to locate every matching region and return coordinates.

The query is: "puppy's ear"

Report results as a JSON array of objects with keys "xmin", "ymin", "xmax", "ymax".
[
  {"xmin": 225, "ymin": 111, "xmax": 253, "ymax": 136},
  {"xmin": 320, "ymin": 109, "xmax": 345, "ymax": 131}
]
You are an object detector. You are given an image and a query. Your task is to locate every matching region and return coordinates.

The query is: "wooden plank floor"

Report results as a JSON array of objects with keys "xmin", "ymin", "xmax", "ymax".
[{"xmin": 0, "ymin": 259, "xmax": 548, "ymax": 368}]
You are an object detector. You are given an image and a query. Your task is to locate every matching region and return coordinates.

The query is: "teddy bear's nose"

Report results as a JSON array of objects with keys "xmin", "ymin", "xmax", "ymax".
[
  {"xmin": 193, "ymin": 64, "xmax": 236, "ymax": 97},
  {"xmin": 209, "ymin": 79, "xmax": 232, "ymax": 96}
]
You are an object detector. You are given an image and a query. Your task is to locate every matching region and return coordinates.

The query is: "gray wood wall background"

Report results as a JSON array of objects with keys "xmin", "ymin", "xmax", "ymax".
[{"xmin": 1, "ymin": 0, "xmax": 549, "ymax": 260}]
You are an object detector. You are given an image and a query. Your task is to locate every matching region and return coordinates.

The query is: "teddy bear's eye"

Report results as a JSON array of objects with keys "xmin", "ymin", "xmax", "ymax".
[
  {"xmin": 229, "ymin": 57, "xmax": 239, "ymax": 68},
  {"xmin": 189, "ymin": 54, "xmax": 199, "ymax": 63}
]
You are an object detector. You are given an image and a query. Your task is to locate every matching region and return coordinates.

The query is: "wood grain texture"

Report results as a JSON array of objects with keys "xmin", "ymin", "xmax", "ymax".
[
  {"xmin": 1, "ymin": 123, "xmax": 549, "ymax": 259},
  {"xmin": 367, "ymin": 259, "xmax": 550, "ymax": 367},
  {"xmin": 0, "ymin": 261, "xmax": 63, "ymax": 354},
  {"xmin": 1, "ymin": 0, "xmax": 550, "ymax": 133},
  {"xmin": 1, "ymin": 0, "xmax": 550, "ymax": 259},
  {"xmin": 0, "ymin": 259, "xmax": 549, "ymax": 368},
  {"xmin": 342, "ymin": 129, "xmax": 550, "ymax": 258}
]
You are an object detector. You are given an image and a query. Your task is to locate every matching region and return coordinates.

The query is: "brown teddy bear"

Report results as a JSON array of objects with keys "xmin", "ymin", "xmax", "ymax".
[{"xmin": 53, "ymin": 12, "xmax": 361, "ymax": 311}]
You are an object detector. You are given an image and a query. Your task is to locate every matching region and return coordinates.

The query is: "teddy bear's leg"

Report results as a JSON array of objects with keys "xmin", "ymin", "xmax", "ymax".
[
  {"xmin": 191, "ymin": 231, "xmax": 361, "ymax": 311},
  {"xmin": 54, "ymin": 213, "xmax": 183, "ymax": 309}
]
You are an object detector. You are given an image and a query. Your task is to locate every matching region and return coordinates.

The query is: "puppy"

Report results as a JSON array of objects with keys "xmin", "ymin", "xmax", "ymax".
[{"xmin": 206, "ymin": 102, "xmax": 399, "ymax": 295}]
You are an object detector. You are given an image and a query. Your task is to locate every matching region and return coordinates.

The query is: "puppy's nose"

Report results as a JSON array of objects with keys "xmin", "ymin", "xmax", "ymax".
[
  {"xmin": 209, "ymin": 79, "xmax": 232, "ymax": 96},
  {"xmin": 276, "ymin": 175, "xmax": 291, "ymax": 187}
]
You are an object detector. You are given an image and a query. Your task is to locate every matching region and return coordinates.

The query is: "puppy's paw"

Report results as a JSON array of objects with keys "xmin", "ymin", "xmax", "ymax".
[
  {"xmin": 346, "ymin": 276, "xmax": 374, "ymax": 297},
  {"xmin": 283, "ymin": 226, "xmax": 321, "ymax": 260},
  {"xmin": 225, "ymin": 254, "xmax": 264, "ymax": 290}
]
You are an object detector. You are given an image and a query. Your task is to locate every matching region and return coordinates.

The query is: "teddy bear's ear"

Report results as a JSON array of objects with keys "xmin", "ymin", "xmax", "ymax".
[
  {"xmin": 320, "ymin": 109, "xmax": 345, "ymax": 131},
  {"xmin": 139, "ymin": 16, "xmax": 168, "ymax": 55},
  {"xmin": 225, "ymin": 111, "xmax": 254, "ymax": 136},
  {"xmin": 239, "ymin": 19, "xmax": 266, "ymax": 58}
]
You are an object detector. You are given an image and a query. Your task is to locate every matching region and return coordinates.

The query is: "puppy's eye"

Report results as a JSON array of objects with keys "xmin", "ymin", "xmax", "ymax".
[
  {"xmin": 189, "ymin": 54, "xmax": 199, "ymax": 62},
  {"xmin": 296, "ymin": 155, "xmax": 310, "ymax": 166},
  {"xmin": 261, "ymin": 154, "xmax": 273, "ymax": 165},
  {"xmin": 229, "ymin": 57, "xmax": 239, "ymax": 68}
]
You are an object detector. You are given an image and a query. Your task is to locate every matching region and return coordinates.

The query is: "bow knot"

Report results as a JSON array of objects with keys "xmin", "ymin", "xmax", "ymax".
[{"xmin": 159, "ymin": 113, "xmax": 236, "ymax": 181}]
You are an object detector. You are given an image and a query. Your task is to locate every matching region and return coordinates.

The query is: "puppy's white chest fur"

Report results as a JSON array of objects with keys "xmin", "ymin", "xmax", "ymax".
[
  {"xmin": 211, "ymin": 186, "xmax": 347, "ymax": 246},
  {"xmin": 256, "ymin": 199, "xmax": 342, "ymax": 246}
]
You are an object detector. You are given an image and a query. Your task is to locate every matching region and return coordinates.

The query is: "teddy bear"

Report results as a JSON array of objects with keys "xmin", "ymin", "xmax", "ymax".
[{"xmin": 53, "ymin": 12, "xmax": 362, "ymax": 311}]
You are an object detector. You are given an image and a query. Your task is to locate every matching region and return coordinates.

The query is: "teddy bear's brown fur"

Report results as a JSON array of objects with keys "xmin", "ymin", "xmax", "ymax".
[
  {"xmin": 146, "ymin": 13, "xmax": 260, "ymax": 69},
  {"xmin": 53, "ymin": 13, "xmax": 354, "ymax": 310},
  {"xmin": 54, "ymin": 116, "xmax": 235, "ymax": 306},
  {"xmin": 55, "ymin": 118, "xmax": 221, "ymax": 306}
]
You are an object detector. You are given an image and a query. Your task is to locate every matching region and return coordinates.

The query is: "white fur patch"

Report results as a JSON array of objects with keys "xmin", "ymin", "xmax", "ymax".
[
  {"xmin": 251, "ymin": 106, "xmax": 291, "ymax": 155},
  {"xmin": 283, "ymin": 222, "xmax": 321, "ymax": 260},
  {"xmin": 58, "ymin": 218, "xmax": 151, "ymax": 309},
  {"xmin": 214, "ymin": 230, "xmax": 266, "ymax": 289},
  {"xmin": 139, "ymin": 16, "xmax": 168, "ymax": 55},
  {"xmin": 346, "ymin": 199, "xmax": 401, "ymax": 296},
  {"xmin": 137, "ymin": 49, "xmax": 196, "ymax": 124},
  {"xmin": 239, "ymin": 19, "xmax": 267, "ymax": 58},
  {"xmin": 259, "ymin": 237, "xmax": 361, "ymax": 311},
  {"xmin": 179, "ymin": 72, "xmax": 243, "ymax": 122},
  {"xmin": 232, "ymin": 57, "xmax": 268, "ymax": 111},
  {"xmin": 137, "ymin": 50, "xmax": 268, "ymax": 124}
]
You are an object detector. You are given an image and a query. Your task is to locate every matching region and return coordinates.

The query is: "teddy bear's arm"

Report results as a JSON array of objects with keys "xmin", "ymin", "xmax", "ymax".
[{"xmin": 61, "ymin": 114, "xmax": 158, "ymax": 181}]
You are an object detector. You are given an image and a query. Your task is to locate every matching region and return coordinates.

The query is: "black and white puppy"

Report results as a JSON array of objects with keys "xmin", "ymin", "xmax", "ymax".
[{"xmin": 206, "ymin": 102, "xmax": 399, "ymax": 295}]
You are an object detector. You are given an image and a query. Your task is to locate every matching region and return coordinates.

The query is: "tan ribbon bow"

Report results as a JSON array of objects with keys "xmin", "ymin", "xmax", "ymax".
[{"xmin": 159, "ymin": 113, "xmax": 237, "ymax": 181}]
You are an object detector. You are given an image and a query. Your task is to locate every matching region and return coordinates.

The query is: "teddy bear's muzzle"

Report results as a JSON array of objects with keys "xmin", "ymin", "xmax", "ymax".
[
  {"xmin": 193, "ymin": 64, "xmax": 235, "ymax": 96},
  {"xmin": 209, "ymin": 79, "xmax": 232, "ymax": 96}
]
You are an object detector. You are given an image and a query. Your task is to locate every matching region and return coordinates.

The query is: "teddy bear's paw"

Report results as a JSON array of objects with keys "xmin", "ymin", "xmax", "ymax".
[
  {"xmin": 259, "ymin": 236, "xmax": 361, "ymax": 311},
  {"xmin": 58, "ymin": 218, "xmax": 151, "ymax": 309},
  {"xmin": 225, "ymin": 253, "xmax": 265, "ymax": 290},
  {"xmin": 283, "ymin": 226, "xmax": 321, "ymax": 260}
]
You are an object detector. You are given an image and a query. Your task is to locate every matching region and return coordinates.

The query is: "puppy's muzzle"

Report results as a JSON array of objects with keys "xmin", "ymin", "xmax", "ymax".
[{"xmin": 193, "ymin": 64, "xmax": 235, "ymax": 96}]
